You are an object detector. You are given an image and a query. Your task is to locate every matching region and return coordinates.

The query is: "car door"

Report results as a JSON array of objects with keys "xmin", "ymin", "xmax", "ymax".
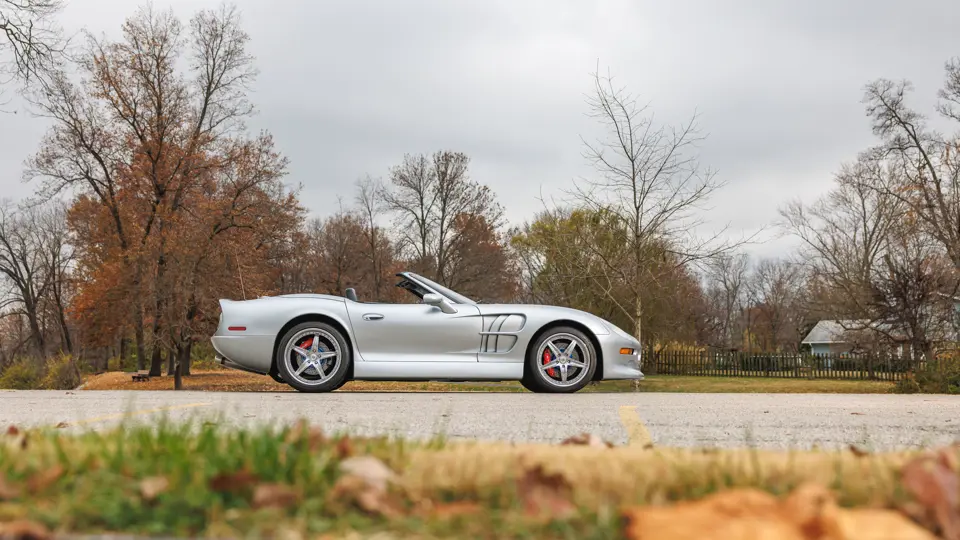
[{"xmin": 345, "ymin": 302, "xmax": 482, "ymax": 362}]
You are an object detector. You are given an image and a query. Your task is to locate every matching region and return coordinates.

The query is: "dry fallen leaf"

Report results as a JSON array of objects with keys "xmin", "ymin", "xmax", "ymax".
[
  {"xmin": 848, "ymin": 444, "xmax": 869, "ymax": 458},
  {"xmin": 339, "ymin": 456, "xmax": 397, "ymax": 491},
  {"xmin": 252, "ymin": 483, "xmax": 300, "ymax": 509},
  {"xmin": 622, "ymin": 482, "xmax": 935, "ymax": 540},
  {"xmin": 209, "ymin": 470, "xmax": 259, "ymax": 493},
  {"xmin": 5, "ymin": 426, "xmax": 19, "ymax": 437},
  {"xmin": 517, "ymin": 464, "xmax": 577, "ymax": 520},
  {"xmin": 0, "ymin": 476, "xmax": 21, "ymax": 501},
  {"xmin": 54, "ymin": 422, "xmax": 68, "ymax": 429},
  {"xmin": 0, "ymin": 519, "xmax": 51, "ymax": 540},
  {"xmin": 901, "ymin": 447, "xmax": 960, "ymax": 540},
  {"xmin": 26, "ymin": 465, "xmax": 64, "ymax": 494},
  {"xmin": 330, "ymin": 456, "xmax": 402, "ymax": 518},
  {"xmin": 559, "ymin": 433, "xmax": 613, "ymax": 448},
  {"xmin": 139, "ymin": 476, "xmax": 170, "ymax": 501},
  {"xmin": 335, "ymin": 436, "xmax": 354, "ymax": 459}
]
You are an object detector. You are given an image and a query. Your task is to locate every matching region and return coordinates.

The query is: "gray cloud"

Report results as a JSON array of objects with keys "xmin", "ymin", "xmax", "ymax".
[{"xmin": 1, "ymin": 0, "xmax": 957, "ymax": 261}]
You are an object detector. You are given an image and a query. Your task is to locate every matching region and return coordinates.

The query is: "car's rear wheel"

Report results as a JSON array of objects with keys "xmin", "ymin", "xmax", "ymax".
[
  {"xmin": 521, "ymin": 326, "xmax": 597, "ymax": 393},
  {"xmin": 275, "ymin": 322, "xmax": 351, "ymax": 393}
]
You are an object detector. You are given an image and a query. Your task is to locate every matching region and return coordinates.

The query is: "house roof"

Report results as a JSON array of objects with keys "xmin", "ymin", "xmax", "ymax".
[{"xmin": 801, "ymin": 320, "xmax": 851, "ymax": 344}]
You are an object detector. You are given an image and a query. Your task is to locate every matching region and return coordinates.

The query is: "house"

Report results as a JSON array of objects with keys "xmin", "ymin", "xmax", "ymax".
[
  {"xmin": 800, "ymin": 320, "xmax": 857, "ymax": 356},
  {"xmin": 802, "ymin": 315, "xmax": 960, "ymax": 358}
]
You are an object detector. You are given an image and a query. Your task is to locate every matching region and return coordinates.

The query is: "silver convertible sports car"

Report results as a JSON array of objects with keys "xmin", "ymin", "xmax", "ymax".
[{"xmin": 211, "ymin": 271, "xmax": 644, "ymax": 393}]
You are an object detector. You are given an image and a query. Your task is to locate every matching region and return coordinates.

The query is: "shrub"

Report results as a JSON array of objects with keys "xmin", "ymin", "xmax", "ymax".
[
  {"xmin": 0, "ymin": 360, "xmax": 43, "ymax": 389},
  {"xmin": 914, "ymin": 355, "xmax": 960, "ymax": 394},
  {"xmin": 42, "ymin": 354, "xmax": 82, "ymax": 390},
  {"xmin": 893, "ymin": 374, "xmax": 921, "ymax": 394}
]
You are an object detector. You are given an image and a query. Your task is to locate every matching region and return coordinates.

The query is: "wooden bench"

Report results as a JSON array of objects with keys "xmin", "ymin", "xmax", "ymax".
[{"xmin": 131, "ymin": 371, "xmax": 150, "ymax": 382}]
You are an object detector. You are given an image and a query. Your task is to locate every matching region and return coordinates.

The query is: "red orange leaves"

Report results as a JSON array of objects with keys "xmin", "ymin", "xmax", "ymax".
[
  {"xmin": 517, "ymin": 464, "xmax": 577, "ymax": 520},
  {"xmin": 900, "ymin": 446, "xmax": 960, "ymax": 540},
  {"xmin": 0, "ymin": 519, "xmax": 51, "ymax": 540},
  {"xmin": 330, "ymin": 456, "xmax": 403, "ymax": 518},
  {"xmin": 209, "ymin": 469, "xmax": 259, "ymax": 493},
  {"xmin": 622, "ymin": 483, "xmax": 935, "ymax": 540}
]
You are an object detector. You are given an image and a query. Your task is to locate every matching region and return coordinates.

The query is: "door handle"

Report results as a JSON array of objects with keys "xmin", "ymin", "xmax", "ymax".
[{"xmin": 362, "ymin": 313, "xmax": 384, "ymax": 321}]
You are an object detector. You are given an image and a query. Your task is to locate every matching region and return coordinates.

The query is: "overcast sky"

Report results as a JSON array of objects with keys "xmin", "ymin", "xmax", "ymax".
[{"xmin": 2, "ymin": 0, "xmax": 958, "ymax": 260}]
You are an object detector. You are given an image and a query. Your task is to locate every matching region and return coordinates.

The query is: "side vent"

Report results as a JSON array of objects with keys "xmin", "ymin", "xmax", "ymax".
[{"xmin": 480, "ymin": 314, "xmax": 526, "ymax": 353}]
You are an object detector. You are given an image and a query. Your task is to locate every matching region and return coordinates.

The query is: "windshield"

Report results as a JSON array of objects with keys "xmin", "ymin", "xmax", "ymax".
[{"xmin": 407, "ymin": 273, "xmax": 475, "ymax": 304}]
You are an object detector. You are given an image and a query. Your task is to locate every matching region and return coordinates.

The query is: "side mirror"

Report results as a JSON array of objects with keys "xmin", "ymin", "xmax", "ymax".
[{"xmin": 423, "ymin": 293, "xmax": 457, "ymax": 314}]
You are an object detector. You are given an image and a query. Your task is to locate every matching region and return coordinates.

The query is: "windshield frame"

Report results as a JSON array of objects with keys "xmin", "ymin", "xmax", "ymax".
[{"xmin": 402, "ymin": 272, "xmax": 476, "ymax": 305}]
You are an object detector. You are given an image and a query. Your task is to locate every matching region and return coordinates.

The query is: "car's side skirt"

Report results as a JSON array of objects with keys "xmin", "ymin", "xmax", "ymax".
[{"xmin": 353, "ymin": 361, "xmax": 523, "ymax": 381}]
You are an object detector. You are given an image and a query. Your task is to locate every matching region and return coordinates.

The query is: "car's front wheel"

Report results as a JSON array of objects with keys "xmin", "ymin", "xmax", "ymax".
[
  {"xmin": 521, "ymin": 326, "xmax": 597, "ymax": 393},
  {"xmin": 275, "ymin": 322, "xmax": 351, "ymax": 393}
]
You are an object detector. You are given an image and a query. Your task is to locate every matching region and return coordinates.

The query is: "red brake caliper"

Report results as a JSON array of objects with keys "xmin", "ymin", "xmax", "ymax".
[
  {"xmin": 298, "ymin": 337, "xmax": 313, "ymax": 368},
  {"xmin": 543, "ymin": 348, "xmax": 556, "ymax": 378}
]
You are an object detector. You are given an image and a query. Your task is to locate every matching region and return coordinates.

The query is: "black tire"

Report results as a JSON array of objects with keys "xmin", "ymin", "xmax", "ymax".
[
  {"xmin": 522, "ymin": 326, "xmax": 597, "ymax": 393},
  {"xmin": 275, "ymin": 321, "xmax": 352, "ymax": 393},
  {"xmin": 269, "ymin": 371, "xmax": 285, "ymax": 384}
]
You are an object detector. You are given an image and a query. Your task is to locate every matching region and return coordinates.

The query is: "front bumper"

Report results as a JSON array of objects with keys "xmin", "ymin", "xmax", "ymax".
[{"xmin": 597, "ymin": 334, "xmax": 644, "ymax": 380}]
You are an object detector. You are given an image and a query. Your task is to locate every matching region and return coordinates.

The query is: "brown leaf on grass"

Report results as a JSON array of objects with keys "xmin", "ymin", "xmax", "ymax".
[
  {"xmin": 0, "ymin": 476, "xmax": 21, "ymax": 501},
  {"xmin": 517, "ymin": 464, "xmax": 577, "ymax": 520},
  {"xmin": 335, "ymin": 436, "xmax": 354, "ymax": 459},
  {"xmin": 622, "ymin": 482, "xmax": 935, "ymax": 540},
  {"xmin": 54, "ymin": 422, "xmax": 68, "ymax": 429},
  {"xmin": 900, "ymin": 447, "xmax": 960, "ymax": 540},
  {"xmin": 139, "ymin": 476, "xmax": 170, "ymax": 501},
  {"xmin": 848, "ymin": 444, "xmax": 869, "ymax": 458},
  {"xmin": 26, "ymin": 465, "xmax": 64, "ymax": 494},
  {"xmin": 559, "ymin": 433, "xmax": 613, "ymax": 449},
  {"xmin": 252, "ymin": 483, "xmax": 301, "ymax": 509},
  {"xmin": 209, "ymin": 470, "xmax": 259, "ymax": 493},
  {"xmin": 339, "ymin": 456, "xmax": 397, "ymax": 491},
  {"xmin": 5, "ymin": 426, "xmax": 19, "ymax": 436},
  {"xmin": 0, "ymin": 519, "xmax": 51, "ymax": 540},
  {"xmin": 329, "ymin": 456, "xmax": 403, "ymax": 518},
  {"xmin": 284, "ymin": 420, "xmax": 326, "ymax": 451}
]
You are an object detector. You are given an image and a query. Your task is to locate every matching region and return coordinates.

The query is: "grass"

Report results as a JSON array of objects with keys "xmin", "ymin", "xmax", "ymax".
[
  {"xmin": 80, "ymin": 370, "xmax": 898, "ymax": 394},
  {"xmin": 0, "ymin": 418, "xmax": 942, "ymax": 539}
]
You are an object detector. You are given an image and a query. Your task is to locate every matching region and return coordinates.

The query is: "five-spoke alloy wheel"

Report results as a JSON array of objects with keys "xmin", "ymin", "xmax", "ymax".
[
  {"xmin": 521, "ymin": 326, "xmax": 597, "ymax": 393},
  {"xmin": 275, "ymin": 321, "xmax": 351, "ymax": 392}
]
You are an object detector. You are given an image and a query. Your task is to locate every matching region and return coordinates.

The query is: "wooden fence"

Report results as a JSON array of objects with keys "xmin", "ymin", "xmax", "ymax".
[{"xmin": 645, "ymin": 349, "xmax": 924, "ymax": 381}]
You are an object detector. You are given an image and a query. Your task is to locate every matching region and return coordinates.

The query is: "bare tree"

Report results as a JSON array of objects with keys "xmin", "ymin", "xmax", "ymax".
[
  {"xmin": 0, "ymin": 200, "xmax": 72, "ymax": 357},
  {"xmin": 381, "ymin": 150, "xmax": 504, "ymax": 287},
  {"xmin": 355, "ymin": 174, "xmax": 391, "ymax": 300},
  {"xmin": 746, "ymin": 258, "xmax": 807, "ymax": 352},
  {"xmin": 0, "ymin": 0, "xmax": 66, "ymax": 91},
  {"xmin": 782, "ymin": 152, "xmax": 956, "ymax": 356},
  {"xmin": 568, "ymin": 66, "xmax": 750, "ymax": 344},
  {"xmin": 858, "ymin": 61, "xmax": 960, "ymax": 268},
  {"xmin": 382, "ymin": 153, "xmax": 434, "ymax": 272},
  {"xmin": 704, "ymin": 252, "xmax": 749, "ymax": 350}
]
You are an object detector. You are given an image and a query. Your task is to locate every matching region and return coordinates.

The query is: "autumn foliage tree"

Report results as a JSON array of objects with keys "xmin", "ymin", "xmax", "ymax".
[{"xmin": 24, "ymin": 3, "xmax": 301, "ymax": 385}]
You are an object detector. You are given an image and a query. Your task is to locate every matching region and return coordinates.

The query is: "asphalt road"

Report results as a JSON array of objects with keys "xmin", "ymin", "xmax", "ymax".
[{"xmin": 1, "ymin": 390, "xmax": 958, "ymax": 450}]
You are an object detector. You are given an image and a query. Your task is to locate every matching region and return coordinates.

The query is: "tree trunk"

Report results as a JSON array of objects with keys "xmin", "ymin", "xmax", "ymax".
[
  {"xmin": 173, "ymin": 341, "xmax": 189, "ymax": 390},
  {"xmin": 118, "ymin": 337, "xmax": 128, "ymax": 371},
  {"xmin": 149, "ymin": 346, "xmax": 163, "ymax": 377},
  {"xmin": 183, "ymin": 340, "xmax": 192, "ymax": 376},
  {"xmin": 134, "ymin": 313, "xmax": 146, "ymax": 372},
  {"xmin": 166, "ymin": 347, "xmax": 175, "ymax": 376}
]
